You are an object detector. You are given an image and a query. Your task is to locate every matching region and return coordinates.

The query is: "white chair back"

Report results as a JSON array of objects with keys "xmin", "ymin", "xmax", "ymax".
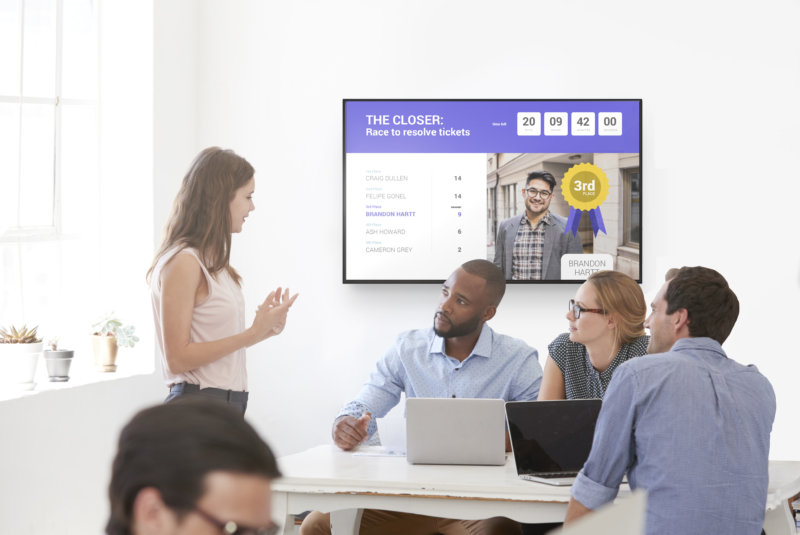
[{"xmin": 547, "ymin": 490, "xmax": 647, "ymax": 535}]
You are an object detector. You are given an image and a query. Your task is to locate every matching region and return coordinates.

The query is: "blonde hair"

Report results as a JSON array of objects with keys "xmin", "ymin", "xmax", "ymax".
[
  {"xmin": 586, "ymin": 270, "xmax": 646, "ymax": 345},
  {"xmin": 147, "ymin": 147, "xmax": 254, "ymax": 286}
]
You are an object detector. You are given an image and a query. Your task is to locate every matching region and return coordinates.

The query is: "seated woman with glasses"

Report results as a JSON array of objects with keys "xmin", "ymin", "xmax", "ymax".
[{"xmin": 538, "ymin": 270, "xmax": 648, "ymax": 400}]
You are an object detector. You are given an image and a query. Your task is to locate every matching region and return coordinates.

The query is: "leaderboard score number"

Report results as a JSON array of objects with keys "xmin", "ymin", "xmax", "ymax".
[{"xmin": 454, "ymin": 175, "xmax": 463, "ymax": 253}]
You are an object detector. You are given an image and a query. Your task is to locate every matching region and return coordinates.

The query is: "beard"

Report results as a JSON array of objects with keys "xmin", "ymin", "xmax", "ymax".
[{"xmin": 433, "ymin": 311, "xmax": 482, "ymax": 339}]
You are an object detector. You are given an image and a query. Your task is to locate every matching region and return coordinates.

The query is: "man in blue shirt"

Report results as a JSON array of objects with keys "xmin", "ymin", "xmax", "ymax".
[
  {"xmin": 301, "ymin": 259, "xmax": 542, "ymax": 535},
  {"xmin": 565, "ymin": 267, "xmax": 776, "ymax": 535}
]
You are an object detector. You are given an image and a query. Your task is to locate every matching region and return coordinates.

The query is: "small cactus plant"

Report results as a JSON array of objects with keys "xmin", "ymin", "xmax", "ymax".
[
  {"xmin": 0, "ymin": 324, "xmax": 42, "ymax": 344},
  {"xmin": 45, "ymin": 336, "xmax": 60, "ymax": 350}
]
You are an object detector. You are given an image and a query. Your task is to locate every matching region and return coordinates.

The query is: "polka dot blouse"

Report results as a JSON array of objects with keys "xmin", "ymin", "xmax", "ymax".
[{"xmin": 548, "ymin": 332, "xmax": 649, "ymax": 399}]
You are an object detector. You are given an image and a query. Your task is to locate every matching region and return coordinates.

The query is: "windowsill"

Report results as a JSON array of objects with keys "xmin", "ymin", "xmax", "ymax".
[
  {"xmin": 0, "ymin": 354, "xmax": 155, "ymax": 402},
  {"xmin": 617, "ymin": 244, "xmax": 640, "ymax": 259}
]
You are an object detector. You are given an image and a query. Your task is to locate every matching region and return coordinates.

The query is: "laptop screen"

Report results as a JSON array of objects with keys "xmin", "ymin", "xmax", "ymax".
[{"xmin": 506, "ymin": 400, "xmax": 602, "ymax": 474}]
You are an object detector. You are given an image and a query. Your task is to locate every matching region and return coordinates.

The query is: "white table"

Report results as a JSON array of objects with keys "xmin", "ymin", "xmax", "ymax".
[
  {"xmin": 764, "ymin": 461, "xmax": 800, "ymax": 534},
  {"xmin": 272, "ymin": 445, "xmax": 800, "ymax": 535},
  {"xmin": 272, "ymin": 445, "xmax": 621, "ymax": 534}
]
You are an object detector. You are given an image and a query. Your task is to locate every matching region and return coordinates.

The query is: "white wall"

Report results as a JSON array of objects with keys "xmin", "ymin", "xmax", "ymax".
[
  {"xmin": 2, "ymin": 1, "xmax": 798, "ymax": 533},
  {"xmin": 174, "ymin": 0, "xmax": 800, "ymax": 460}
]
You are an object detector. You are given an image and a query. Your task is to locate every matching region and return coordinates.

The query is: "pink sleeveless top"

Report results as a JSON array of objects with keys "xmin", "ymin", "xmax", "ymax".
[{"xmin": 150, "ymin": 246, "xmax": 247, "ymax": 391}]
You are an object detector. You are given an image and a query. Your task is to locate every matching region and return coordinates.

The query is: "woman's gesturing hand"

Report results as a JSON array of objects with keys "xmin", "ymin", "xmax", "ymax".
[{"xmin": 250, "ymin": 287, "xmax": 299, "ymax": 343}]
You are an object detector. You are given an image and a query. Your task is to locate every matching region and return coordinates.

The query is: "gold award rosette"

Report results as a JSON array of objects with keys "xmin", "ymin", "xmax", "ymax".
[{"xmin": 560, "ymin": 163, "xmax": 609, "ymax": 236}]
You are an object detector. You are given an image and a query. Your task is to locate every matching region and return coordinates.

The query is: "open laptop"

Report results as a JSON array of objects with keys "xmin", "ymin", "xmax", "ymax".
[
  {"xmin": 405, "ymin": 398, "xmax": 506, "ymax": 465},
  {"xmin": 506, "ymin": 399, "xmax": 602, "ymax": 486}
]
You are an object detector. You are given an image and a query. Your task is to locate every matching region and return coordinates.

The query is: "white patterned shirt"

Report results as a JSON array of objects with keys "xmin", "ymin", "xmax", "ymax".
[{"xmin": 337, "ymin": 323, "xmax": 542, "ymax": 442}]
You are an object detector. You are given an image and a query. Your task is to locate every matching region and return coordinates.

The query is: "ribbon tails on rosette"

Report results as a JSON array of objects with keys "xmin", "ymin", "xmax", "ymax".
[{"xmin": 560, "ymin": 163, "xmax": 610, "ymax": 237}]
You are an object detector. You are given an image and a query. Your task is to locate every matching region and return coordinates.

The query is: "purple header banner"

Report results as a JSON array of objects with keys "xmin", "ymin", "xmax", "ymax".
[{"xmin": 345, "ymin": 99, "xmax": 641, "ymax": 154}]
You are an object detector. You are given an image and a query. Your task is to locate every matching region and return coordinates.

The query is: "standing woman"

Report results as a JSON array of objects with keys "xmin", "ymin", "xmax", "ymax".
[
  {"xmin": 538, "ymin": 270, "xmax": 647, "ymax": 400},
  {"xmin": 147, "ymin": 147, "xmax": 297, "ymax": 414}
]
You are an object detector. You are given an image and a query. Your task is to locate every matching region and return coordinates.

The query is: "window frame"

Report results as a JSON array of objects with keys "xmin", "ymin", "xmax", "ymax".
[
  {"xmin": 0, "ymin": 0, "xmax": 99, "ymax": 243},
  {"xmin": 622, "ymin": 166, "xmax": 641, "ymax": 248},
  {"xmin": 502, "ymin": 183, "xmax": 517, "ymax": 220}
]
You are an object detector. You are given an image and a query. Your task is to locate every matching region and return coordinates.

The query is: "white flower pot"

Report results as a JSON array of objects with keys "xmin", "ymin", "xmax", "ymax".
[
  {"xmin": 43, "ymin": 349, "xmax": 74, "ymax": 382},
  {"xmin": 0, "ymin": 342, "xmax": 43, "ymax": 391}
]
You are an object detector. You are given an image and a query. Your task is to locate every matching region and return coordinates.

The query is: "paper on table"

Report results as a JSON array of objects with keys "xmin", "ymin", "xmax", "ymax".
[
  {"xmin": 351, "ymin": 417, "xmax": 407, "ymax": 457},
  {"xmin": 352, "ymin": 448, "xmax": 405, "ymax": 457}
]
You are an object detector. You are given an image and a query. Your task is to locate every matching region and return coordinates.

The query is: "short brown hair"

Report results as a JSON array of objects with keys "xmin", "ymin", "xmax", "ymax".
[
  {"xmin": 665, "ymin": 266, "xmax": 739, "ymax": 344},
  {"xmin": 106, "ymin": 397, "xmax": 279, "ymax": 535},
  {"xmin": 587, "ymin": 270, "xmax": 646, "ymax": 345}
]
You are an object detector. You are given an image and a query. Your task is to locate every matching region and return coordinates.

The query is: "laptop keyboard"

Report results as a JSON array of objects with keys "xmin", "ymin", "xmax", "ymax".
[{"xmin": 532, "ymin": 471, "xmax": 580, "ymax": 478}]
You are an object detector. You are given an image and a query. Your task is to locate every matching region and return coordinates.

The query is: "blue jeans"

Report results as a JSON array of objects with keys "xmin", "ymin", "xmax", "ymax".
[{"xmin": 165, "ymin": 383, "xmax": 248, "ymax": 415}]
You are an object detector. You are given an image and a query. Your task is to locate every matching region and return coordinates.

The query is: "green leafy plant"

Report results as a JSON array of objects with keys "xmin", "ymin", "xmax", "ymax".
[
  {"xmin": 0, "ymin": 324, "xmax": 42, "ymax": 344},
  {"xmin": 92, "ymin": 313, "xmax": 139, "ymax": 348}
]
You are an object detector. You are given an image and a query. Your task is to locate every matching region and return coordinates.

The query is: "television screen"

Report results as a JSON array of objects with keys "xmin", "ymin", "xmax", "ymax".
[{"xmin": 343, "ymin": 99, "xmax": 641, "ymax": 283}]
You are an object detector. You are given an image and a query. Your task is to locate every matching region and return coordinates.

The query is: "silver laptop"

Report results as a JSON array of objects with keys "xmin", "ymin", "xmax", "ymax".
[
  {"xmin": 506, "ymin": 399, "xmax": 602, "ymax": 486},
  {"xmin": 405, "ymin": 398, "xmax": 506, "ymax": 465}
]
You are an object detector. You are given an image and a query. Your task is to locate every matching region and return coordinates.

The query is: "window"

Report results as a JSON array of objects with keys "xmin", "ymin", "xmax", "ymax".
[
  {"xmin": 623, "ymin": 167, "xmax": 641, "ymax": 246},
  {"xmin": 502, "ymin": 183, "xmax": 517, "ymax": 219},
  {"xmin": 1, "ymin": 0, "xmax": 154, "ymax": 398},
  {"xmin": 0, "ymin": 0, "xmax": 98, "ymax": 238},
  {"xmin": 1, "ymin": 0, "xmax": 100, "ymax": 332},
  {"xmin": 486, "ymin": 186, "xmax": 496, "ymax": 243}
]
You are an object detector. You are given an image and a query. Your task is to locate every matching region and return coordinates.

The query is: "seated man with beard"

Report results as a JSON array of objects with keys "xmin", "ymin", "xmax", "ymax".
[{"xmin": 301, "ymin": 259, "xmax": 543, "ymax": 535}]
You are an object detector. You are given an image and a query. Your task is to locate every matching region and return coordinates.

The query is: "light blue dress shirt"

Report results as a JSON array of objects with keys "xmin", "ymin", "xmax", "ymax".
[
  {"xmin": 337, "ymin": 323, "xmax": 542, "ymax": 441},
  {"xmin": 571, "ymin": 337, "xmax": 776, "ymax": 535}
]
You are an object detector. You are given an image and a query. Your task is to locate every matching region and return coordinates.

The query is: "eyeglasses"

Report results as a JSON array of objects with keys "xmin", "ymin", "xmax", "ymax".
[
  {"xmin": 524, "ymin": 187, "xmax": 552, "ymax": 199},
  {"xmin": 193, "ymin": 507, "xmax": 279, "ymax": 535},
  {"xmin": 569, "ymin": 299, "xmax": 606, "ymax": 319}
]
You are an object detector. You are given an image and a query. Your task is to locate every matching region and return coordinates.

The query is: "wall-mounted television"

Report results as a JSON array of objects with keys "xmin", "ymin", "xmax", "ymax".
[{"xmin": 343, "ymin": 99, "xmax": 641, "ymax": 283}]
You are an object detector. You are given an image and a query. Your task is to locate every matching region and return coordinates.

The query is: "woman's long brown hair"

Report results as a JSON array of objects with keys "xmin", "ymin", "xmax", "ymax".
[{"xmin": 147, "ymin": 147, "xmax": 254, "ymax": 286}]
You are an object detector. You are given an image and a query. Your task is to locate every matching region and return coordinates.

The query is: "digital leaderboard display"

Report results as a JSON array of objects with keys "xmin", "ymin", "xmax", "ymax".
[{"xmin": 343, "ymin": 99, "xmax": 642, "ymax": 283}]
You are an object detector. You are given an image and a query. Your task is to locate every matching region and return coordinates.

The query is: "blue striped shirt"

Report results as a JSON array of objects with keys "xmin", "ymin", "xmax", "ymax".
[{"xmin": 571, "ymin": 337, "xmax": 775, "ymax": 535}]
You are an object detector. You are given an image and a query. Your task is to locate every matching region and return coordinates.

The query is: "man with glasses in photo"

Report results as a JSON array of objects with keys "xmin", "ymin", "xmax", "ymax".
[
  {"xmin": 106, "ymin": 397, "xmax": 281, "ymax": 535},
  {"xmin": 493, "ymin": 170, "xmax": 583, "ymax": 280}
]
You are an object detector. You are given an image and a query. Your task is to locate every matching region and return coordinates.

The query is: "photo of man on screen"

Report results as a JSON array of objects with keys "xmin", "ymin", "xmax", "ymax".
[{"xmin": 493, "ymin": 171, "xmax": 584, "ymax": 280}]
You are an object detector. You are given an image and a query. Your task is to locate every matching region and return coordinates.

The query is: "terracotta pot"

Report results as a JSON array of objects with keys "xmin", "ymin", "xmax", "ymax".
[
  {"xmin": 0, "ymin": 342, "xmax": 42, "ymax": 390},
  {"xmin": 91, "ymin": 335, "xmax": 118, "ymax": 372}
]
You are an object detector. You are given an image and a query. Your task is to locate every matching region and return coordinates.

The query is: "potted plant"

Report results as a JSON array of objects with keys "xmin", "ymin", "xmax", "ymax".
[
  {"xmin": 43, "ymin": 336, "xmax": 74, "ymax": 382},
  {"xmin": 0, "ymin": 324, "xmax": 43, "ymax": 391},
  {"xmin": 91, "ymin": 313, "xmax": 139, "ymax": 372}
]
